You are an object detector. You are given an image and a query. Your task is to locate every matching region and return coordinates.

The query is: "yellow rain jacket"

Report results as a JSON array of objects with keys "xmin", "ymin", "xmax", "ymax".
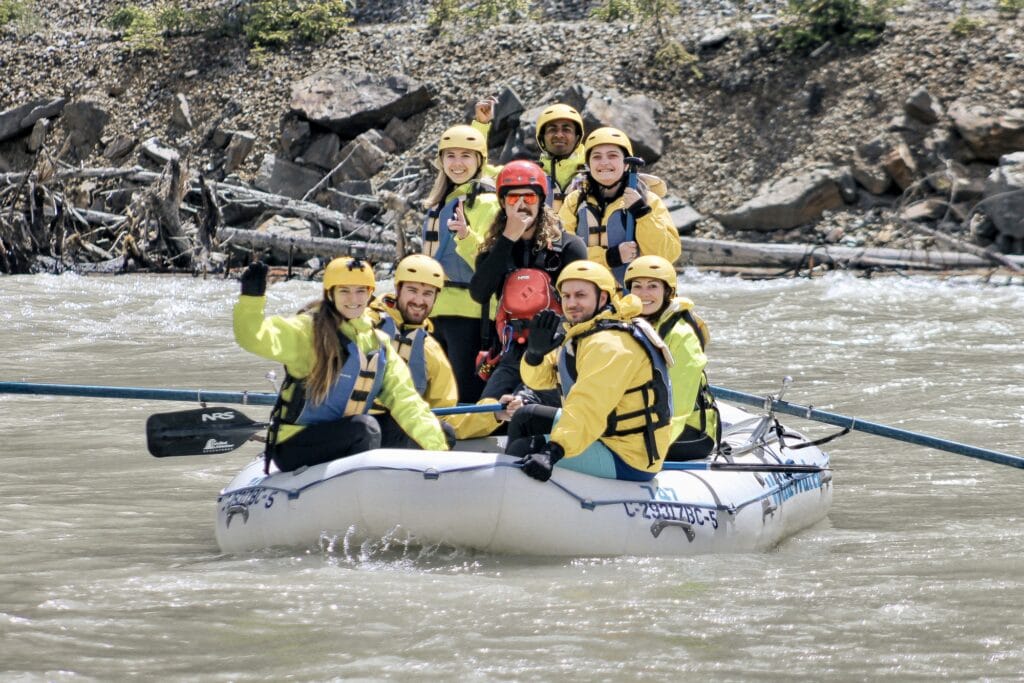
[
  {"xmin": 559, "ymin": 179, "xmax": 680, "ymax": 271},
  {"xmin": 520, "ymin": 295, "xmax": 672, "ymax": 473},
  {"xmin": 369, "ymin": 296, "xmax": 459, "ymax": 410},
  {"xmin": 445, "ymin": 397, "xmax": 505, "ymax": 440},
  {"xmin": 653, "ymin": 297, "xmax": 718, "ymax": 443},
  {"xmin": 234, "ymin": 295, "xmax": 449, "ymax": 450},
  {"xmin": 422, "ymin": 181, "xmax": 500, "ymax": 319}
]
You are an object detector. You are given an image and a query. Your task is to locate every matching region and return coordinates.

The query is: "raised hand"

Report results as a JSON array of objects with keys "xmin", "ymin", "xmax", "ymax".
[
  {"xmin": 239, "ymin": 261, "xmax": 269, "ymax": 297},
  {"xmin": 447, "ymin": 197, "xmax": 469, "ymax": 239}
]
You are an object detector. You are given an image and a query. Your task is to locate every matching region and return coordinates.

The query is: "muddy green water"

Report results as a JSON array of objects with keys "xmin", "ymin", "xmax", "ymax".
[{"xmin": 2, "ymin": 272, "xmax": 1022, "ymax": 681}]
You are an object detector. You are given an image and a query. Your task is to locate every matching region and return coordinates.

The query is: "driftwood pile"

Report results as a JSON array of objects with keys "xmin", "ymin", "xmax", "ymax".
[{"xmin": 0, "ymin": 154, "xmax": 403, "ymax": 276}]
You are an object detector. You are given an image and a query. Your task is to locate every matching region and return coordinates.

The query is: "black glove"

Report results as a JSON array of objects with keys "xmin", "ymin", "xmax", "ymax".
[
  {"xmin": 524, "ymin": 309, "xmax": 563, "ymax": 366},
  {"xmin": 517, "ymin": 441, "xmax": 564, "ymax": 482},
  {"xmin": 605, "ymin": 244, "xmax": 624, "ymax": 268},
  {"xmin": 240, "ymin": 261, "xmax": 269, "ymax": 297}
]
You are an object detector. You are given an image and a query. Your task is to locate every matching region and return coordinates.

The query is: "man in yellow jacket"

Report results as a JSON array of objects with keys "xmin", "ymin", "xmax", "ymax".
[
  {"xmin": 370, "ymin": 254, "xmax": 459, "ymax": 410},
  {"xmin": 234, "ymin": 257, "xmax": 449, "ymax": 472},
  {"xmin": 513, "ymin": 261, "xmax": 674, "ymax": 482},
  {"xmin": 473, "ymin": 99, "xmax": 586, "ymax": 212}
]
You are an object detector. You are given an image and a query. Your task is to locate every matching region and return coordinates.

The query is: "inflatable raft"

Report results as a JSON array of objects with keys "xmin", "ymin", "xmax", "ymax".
[{"xmin": 215, "ymin": 403, "xmax": 832, "ymax": 555}]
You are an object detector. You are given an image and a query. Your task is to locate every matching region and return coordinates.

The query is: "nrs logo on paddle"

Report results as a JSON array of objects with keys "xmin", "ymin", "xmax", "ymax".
[{"xmin": 201, "ymin": 411, "xmax": 237, "ymax": 422}]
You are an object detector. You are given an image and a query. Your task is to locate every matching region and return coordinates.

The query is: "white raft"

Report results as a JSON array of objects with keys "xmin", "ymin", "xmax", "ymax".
[{"xmin": 215, "ymin": 404, "xmax": 832, "ymax": 555}]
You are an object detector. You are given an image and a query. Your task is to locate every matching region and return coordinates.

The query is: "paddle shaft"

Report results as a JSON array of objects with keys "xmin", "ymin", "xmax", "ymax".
[
  {"xmin": 662, "ymin": 461, "xmax": 826, "ymax": 473},
  {"xmin": 710, "ymin": 385, "xmax": 1024, "ymax": 470},
  {"xmin": 0, "ymin": 382, "xmax": 503, "ymax": 415}
]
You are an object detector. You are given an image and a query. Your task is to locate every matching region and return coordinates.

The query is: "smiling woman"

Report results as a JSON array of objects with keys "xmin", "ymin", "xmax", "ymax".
[
  {"xmin": 232, "ymin": 256, "xmax": 450, "ymax": 471},
  {"xmin": 559, "ymin": 127, "xmax": 681, "ymax": 285}
]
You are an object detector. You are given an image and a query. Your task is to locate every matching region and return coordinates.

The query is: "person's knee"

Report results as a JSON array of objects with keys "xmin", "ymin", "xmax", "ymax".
[
  {"xmin": 350, "ymin": 414, "xmax": 382, "ymax": 450},
  {"xmin": 441, "ymin": 421, "xmax": 457, "ymax": 449}
]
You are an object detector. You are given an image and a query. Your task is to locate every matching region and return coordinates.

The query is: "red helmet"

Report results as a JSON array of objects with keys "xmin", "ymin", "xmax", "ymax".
[{"xmin": 495, "ymin": 160, "xmax": 549, "ymax": 201}]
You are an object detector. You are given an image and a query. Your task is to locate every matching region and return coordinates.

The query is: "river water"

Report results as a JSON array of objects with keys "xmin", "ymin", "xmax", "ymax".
[{"xmin": 2, "ymin": 270, "xmax": 1023, "ymax": 681}]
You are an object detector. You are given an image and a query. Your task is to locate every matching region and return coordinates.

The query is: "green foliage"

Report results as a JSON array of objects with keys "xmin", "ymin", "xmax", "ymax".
[
  {"xmin": 590, "ymin": 0, "xmax": 637, "ymax": 21},
  {"xmin": 653, "ymin": 40, "xmax": 702, "ymax": 79},
  {"xmin": 107, "ymin": 5, "xmax": 163, "ymax": 52},
  {"xmin": 0, "ymin": 0, "xmax": 31, "ymax": 26},
  {"xmin": 591, "ymin": 0, "xmax": 679, "ymax": 35},
  {"xmin": 996, "ymin": 0, "xmax": 1023, "ymax": 16},
  {"xmin": 242, "ymin": 0, "xmax": 353, "ymax": 48},
  {"xmin": 949, "ymin": 13, "xmax": 984, "ymax": 35},
  {"xmin": 426, "ymin": 0, "xmax": 533, "ymax": 29},
  {"xmin": 778, "ymin": 0, "xmax": 892, "ymax": 51}
]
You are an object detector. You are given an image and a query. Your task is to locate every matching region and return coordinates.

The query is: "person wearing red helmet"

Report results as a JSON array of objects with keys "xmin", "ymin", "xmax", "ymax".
[{"xmin": 448, "ymin": 160, "xmax": 587, "ymax": 439}]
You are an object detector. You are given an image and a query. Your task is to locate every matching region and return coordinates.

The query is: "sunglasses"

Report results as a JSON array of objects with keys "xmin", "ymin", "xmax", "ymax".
[{"xmin": 504, "ymin": 192, "xmax": 539, "ymax": 206}]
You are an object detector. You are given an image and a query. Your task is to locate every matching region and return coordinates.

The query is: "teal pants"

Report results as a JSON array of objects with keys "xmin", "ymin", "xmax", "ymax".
[{"xmin": 549, "ymin": 410, "xmax": 655, "ymax": 482}]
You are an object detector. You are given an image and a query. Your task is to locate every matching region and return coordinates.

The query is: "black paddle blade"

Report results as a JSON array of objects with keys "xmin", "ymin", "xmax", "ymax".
[{"xmin": 146, "ymin": 407, "xmax": 267, "ymax": 458}]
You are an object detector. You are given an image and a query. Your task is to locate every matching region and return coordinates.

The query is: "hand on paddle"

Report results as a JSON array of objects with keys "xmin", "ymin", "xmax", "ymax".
[
  {"xmin": 518, "ymin": 441, "xmax": 565, "ymax": 482},
  {"xmin": 524, "ymin": 309, "xmax": 563, "ymax": 365},
  {"xmin": 240, "ymin": 261, "xmax": 269, "ymax": 297}
]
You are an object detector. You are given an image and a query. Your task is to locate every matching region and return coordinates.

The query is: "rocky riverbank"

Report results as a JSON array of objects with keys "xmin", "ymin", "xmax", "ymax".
[{"xmin": 0, "ymin": 1, "xmax": 1022, "ymax": 275}]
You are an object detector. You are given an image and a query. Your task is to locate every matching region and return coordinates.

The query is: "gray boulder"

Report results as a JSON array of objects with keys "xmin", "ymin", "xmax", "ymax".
[
  {"xmin": 290, "ymin": 70, "xmax": 432, "ymax": 138},
  {"xmin": 715, "ymin": 167, "xmax": 845, "ymax": 231},
  {"xmin": 949, "ymin": 101, "xmax": 1024, "ymax": 162},
  {"xmin": 0, "ymin": 98, "xmax": 65, "ymax": 143},
  {"xmin": 254, "ymin": 153, "xmax": 324, "ymax": 200},
  {"xmin": 982, "ymin": 152, "xmax": 1024, "ymax": 240}
]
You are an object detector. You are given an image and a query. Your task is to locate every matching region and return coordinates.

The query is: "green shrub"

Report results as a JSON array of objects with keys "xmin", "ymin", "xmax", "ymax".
[
  {"xmin": 996, "ymin": 0, "xmax": 1023, "ymax": 16},
  {"xmin": 590, "ymin": 0, "xmax": 637, "ymax": 21},
  {"xmin": 426, "ymin": 0, "xmax": 534, "ymax": 29},
  {"xmin": 591, "ymin": 0, "xmax": 679, "ymax": 36},
  {"xmin": 0, "ymin": 0, "xmax": 31, "ymax": 26},
  {"xmin": 106, "ymin": 4, "xmax": 163, "ymax": 52},
  {"xmin": 778, "ymin": 0, "xmax": 893, "ymax": 51},
  {"xmin": 654, "ymin": 40, "xmax": 702, "ymax": 78},
  {"xmin": 949, "ymin": 13, "xmax": 984, "ymax": 35},
  {"xmin": 243, "ymin": 0, "xmax": 353, "ymax": 47}
]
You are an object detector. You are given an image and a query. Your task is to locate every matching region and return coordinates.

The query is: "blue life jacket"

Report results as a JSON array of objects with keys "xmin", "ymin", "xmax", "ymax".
[
  {"xmin": 378, "ymin": 315, "xmax": 429, "ymax": 397},
  {"xmin": 576, "ymin": 200, "xmax": 634, "ymax": 284},
  {"xmin": 277, "ymin": 333, "xmax": 388, "ymax": 427},
  {"xmin": 422, "ymin": 196, "xmax": 474, "ymax": 287}
]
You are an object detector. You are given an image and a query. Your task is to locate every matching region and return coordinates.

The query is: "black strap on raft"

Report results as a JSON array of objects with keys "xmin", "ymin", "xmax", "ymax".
[{"xmin": 773, "ymin": 418, "xmax": 850, "ymax": 450}]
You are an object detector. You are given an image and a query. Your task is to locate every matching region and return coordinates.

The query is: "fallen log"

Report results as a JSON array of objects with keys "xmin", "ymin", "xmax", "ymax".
[
  {"xmin": 217, "ymin": 226, "xmax": 397, "ymax": 263},
  {"xmin": 680, "ymin": 237, "xmax": 1024, "ymax": 270},
  {"xmin": 1, "ymin": 166, "xmax": 373, "ymax": 238}
]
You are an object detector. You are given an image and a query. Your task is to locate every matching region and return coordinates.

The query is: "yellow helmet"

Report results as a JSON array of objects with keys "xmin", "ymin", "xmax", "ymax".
[
  {"xmin": 438, "ymin": 124, "xmax": 488, "ymax": 161},
  {"xmin": 584, "ymin": 127, "xmax": 633, "ymax": 160},
  {"xmin": 323, "ymin": 257, "xmax": 375, "ymax": 293},
  {"xmin": 624, "ymin": 255, "xmax": 677, "ymax": 295},
  {"xmin": 555, "ymin": 260, "xmax": 618, "ymax": 299},
  {"xmin": 535, "ymin": 103, "xmax": 584, "ymax": 151},
  {"xmin": 394, "ymin": 254, "xmax": 444, "ymax": 290}
]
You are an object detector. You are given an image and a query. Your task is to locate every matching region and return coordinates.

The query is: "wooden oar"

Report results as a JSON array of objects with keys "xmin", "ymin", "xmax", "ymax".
[
  {"xmin": 710, "ymin": 384, "xmax": 1024, "ymax": 470},
  {"xmin": 146, "ymin": 404, "xmax": 504, "ymax": 457}
]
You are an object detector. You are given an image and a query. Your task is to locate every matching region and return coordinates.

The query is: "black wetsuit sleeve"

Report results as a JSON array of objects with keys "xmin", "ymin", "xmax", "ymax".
[{"xmin": 470, "ymin": 234, "xmax": 516, "ymax": 304}]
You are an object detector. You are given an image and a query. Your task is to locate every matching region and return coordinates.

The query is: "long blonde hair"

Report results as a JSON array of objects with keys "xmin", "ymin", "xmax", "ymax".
[
  {"xmin": 480, "ymin": 204, "xmax": 562, "ymax": 254},
  {"xmin": 297, "ymin": 295, "xmax": 346, "ymax": 405}
]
